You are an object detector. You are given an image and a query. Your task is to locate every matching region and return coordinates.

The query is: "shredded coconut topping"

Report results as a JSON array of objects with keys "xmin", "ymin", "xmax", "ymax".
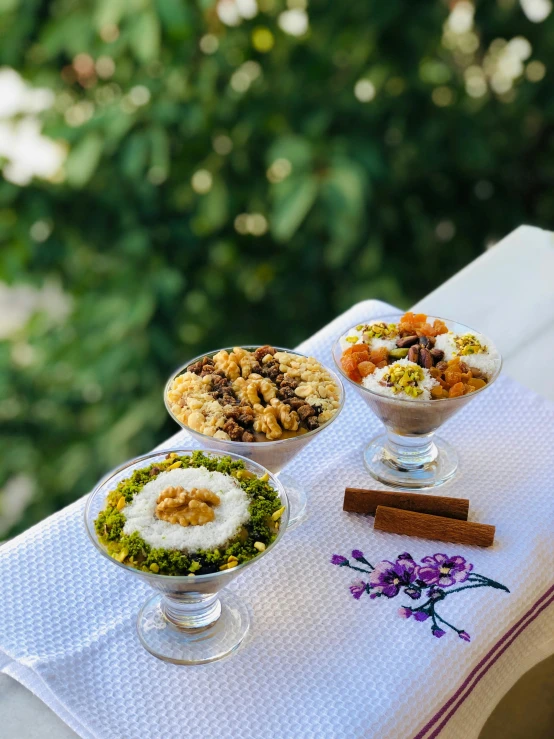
[
  {"xmin": 122, "ymin": 467, "xmax": 250, "ymax": 552},
  {"xmin": 362, "ymin": 358, "xmax": 439, "ymax": 400}
]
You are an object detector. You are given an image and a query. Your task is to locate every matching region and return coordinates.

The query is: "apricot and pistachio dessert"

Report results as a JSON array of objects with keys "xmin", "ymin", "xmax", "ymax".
[
  {"xmin": 166, "ymin": 345, "xmax": 341, "ymax": 442},
  {"xmin": 339, "ymin": 312, "xmax": 499, "ymax": 400},
  {"xmin": 94, "ymin": 451, "xmax": 284, "ymax": 576}
]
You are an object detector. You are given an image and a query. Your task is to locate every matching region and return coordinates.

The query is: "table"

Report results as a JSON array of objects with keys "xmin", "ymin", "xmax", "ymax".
[{"xmin": 1, "ymin": 225, "xmax": 553, "ymax": 739}]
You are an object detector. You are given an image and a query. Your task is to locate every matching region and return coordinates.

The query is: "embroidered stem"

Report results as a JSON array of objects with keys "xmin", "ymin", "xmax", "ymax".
[
  {"xmin": 434, "ymin": 612, "xmax": 461, "ymax": 634},
  {"xmin": 332, "ymin": 550, "xmax": 510, "ymax": 641}
]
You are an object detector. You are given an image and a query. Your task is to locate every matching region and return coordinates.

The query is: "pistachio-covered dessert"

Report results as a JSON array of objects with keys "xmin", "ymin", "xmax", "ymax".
[
  {"xmin": 94, "ymin": 451, "xmax": 284, "ymax": 576},
  {"xmin": 339, "ymin": 312, "xmax": 499, "ymax": 400},
  {"xmin": 166, "ymin": 345, "xmax": 340, "ymax": 442}
]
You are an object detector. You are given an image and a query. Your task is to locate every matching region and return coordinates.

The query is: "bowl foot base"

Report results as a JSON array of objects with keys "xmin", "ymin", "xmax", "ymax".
[
  {"xmin": 363, "ymin": 434, "xmax": 458, "ymax": 490},
  {"xmin": 277, "ymin": 472, "xmax": 308, "ymax": 530},
  {"xmin": 137, "ymin": 591, "xmax": 250, "ymax": 665}
]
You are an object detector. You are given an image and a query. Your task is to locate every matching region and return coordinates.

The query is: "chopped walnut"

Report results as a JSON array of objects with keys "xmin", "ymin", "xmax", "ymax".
[
  {"xmin": 156, "ymin": 486, "xmax": 220, "ymax": 527},
  {"xmin": 254, "ymin": 345, "xmax": 276, "ymax": 362},
  {"xmin": 187, "ymin": 361, "xmax": 203, "ymax": 375},
  {"xmin": 297, "ymin": 404, "xmax": 315, "ymax": 421},
  {"xmin": 287, "ymin": 397, "xmax": 306, "ymax": 410},
  {"xmin": 167, "ymin": 345, "xmax": 340, "ymax": 442},
  {"xmin": 223, "ymin": 418, "xmax": 245, "ymax": 441}
]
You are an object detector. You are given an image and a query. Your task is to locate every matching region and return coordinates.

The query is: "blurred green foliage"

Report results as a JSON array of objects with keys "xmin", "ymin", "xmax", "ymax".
[{"xmin": 1, "ymin": 0, "xmax": 553, "ymax": 536}]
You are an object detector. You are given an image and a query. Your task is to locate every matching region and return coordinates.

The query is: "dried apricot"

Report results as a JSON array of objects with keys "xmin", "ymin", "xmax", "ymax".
[
  {"xmin": 375, "ymin": 360, "xmax": 388, "ymax": 369},
  {"xmin": 468, "ymin": 377, "xmax": 486, "ymax": 390},
  {"xmin": 341, "ymin": 355, "xmax": 362, "ymax": 382},
  {"xmin": 448, "ymin": 382, "xmax": 465, "ymax": 398},
  {"xmin": 369, "ymin": 347, "xmax": 389, "ymax": 364},
  {"xmin": 350, "ymin": 344, "xmax": 370, "ymax": 354},
  {"xmin": 432, "ymin": 319, "xmax": 448, "ymax": 336},
  {"xmin": 444, "ymin": 369, "xmax": 462, "ymax": 387},
  {"xmin": 431, "ymin": 385, "xmax": 448, "ymax": 399},
  {"xmin": 357, "ymin": 361, "xmax": 376, "ymax": 377},
  {"xmin": 417, "ymin": 322, "xmax": 435, "ymax": 337}
]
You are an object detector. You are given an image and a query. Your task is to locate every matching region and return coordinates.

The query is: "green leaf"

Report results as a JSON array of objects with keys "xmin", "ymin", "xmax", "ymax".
[
  {"xmin": 266, "ymin": 135, "xmax": 312, "ymax": 170},
  {"xmin": 129, "ymin": 12, "xmax": 161, "ymax": 63},
  {"xmin": 122, "ymin": 133, "xmax": 149, "ymax": 179},
  {"xmin": 195, "ymin": 177, "xmax": 229, "ymax": 234},
  {"xmin": 94, "ymin": 0, "xmax": 127, "ymax": 29},
  {"xmin": 321, "ymin": 160, "xmax": 368, "ymax": 266},
  {"xmin": 271, "ymin": 175, "xmax": 318, "ymax": 242},
  {"xmin": 65, "ymin": 133, "xmax": 103, "ymax": 188}
]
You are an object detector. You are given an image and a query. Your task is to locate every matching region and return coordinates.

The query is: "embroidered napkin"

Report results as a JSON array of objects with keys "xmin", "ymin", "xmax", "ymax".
[{"xmin": 1, "ymin": 299, "xmax": 553, "ymax": 739}]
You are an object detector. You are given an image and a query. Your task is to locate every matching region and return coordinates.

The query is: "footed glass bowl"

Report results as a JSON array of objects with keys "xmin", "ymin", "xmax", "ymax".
[
  {"xmin": 332, "ymin": 315, "xmax": 502, "ymax": 489},
  {"xmin": 84, "ymin": 449, "xmax": 289, "ymax": 665},
  {"xmin": 164, "ymin": 347, "xmax": 345, "ymax": 528}
]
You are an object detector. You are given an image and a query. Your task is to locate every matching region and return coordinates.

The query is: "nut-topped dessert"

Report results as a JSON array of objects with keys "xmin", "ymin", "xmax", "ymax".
[
  {"xmin": 333, "ymin": 313, "xmax": 502, "ymax": 489},
  {"xmin": 339, "ymin": 312, "xmax": 500, "ymax": 400},
  {"xmin": 94, "ymin": 451, "xmax": 285, "ymax": 576},
  {"xmin": 86, "ymin": 449, "xmax": 289, "ymax": 665},
  {"xmin": 166, "ymin": 345, "xmax": 341, "ymax": 442}
]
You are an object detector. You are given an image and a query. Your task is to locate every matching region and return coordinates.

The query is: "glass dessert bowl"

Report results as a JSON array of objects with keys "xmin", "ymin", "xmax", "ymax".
[
  {"xmin": 332, "ymin": 312, "xmax": 502, "ymax": 489},
  {"xmin": 164, "ymin": 345, "xmax": 345, "ymax": 528},
  {"xmin": 84, "ymin": 448, "xmax": 289, "ymax": 665}
]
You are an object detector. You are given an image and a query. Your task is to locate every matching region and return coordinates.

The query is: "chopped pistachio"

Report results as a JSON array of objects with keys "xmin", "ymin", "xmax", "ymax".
[
  {"xmin": 454, "ymin": 334, "xmax": 487, "ymax": 356},
  {"xmin": 361, "ymin": 321, "xmax": 398, "ymax": 340},
  {"xmin": 382, "ymin": 362, "xmax": 425, "ymax": 397}
]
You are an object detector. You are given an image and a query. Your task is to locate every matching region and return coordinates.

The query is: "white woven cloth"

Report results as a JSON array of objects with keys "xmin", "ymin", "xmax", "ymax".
[{"xmin": 1, "ymin": 299, "xmax": 553, "ymax": 739}]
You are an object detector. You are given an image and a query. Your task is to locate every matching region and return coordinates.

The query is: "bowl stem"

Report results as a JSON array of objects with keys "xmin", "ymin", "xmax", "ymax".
[
  {"xmin": 384, "ymin": 429, "xmax": 438, "ymax": 470},
  {"xmin": 161, "ymin": 592, "xmax": 222, "ymax": 630}
]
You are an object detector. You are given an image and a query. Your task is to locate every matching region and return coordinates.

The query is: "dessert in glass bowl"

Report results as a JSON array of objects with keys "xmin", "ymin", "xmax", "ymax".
[
  {"xmin": 332, "ymin": 312, "xmax": 501, "ymax": 489},
  {"xmin": 164, "ymin": 345, "xmax": 345, "ymax": 527},
  {"xmin": 85, "ymin": 449, "xmax": 288, "ymax": 665}
]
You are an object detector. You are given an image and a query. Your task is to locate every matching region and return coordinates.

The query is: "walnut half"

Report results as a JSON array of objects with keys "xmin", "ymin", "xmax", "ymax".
[{"xmin": 156, "ymin": 485, "xmax": 221, "ymax": 527}]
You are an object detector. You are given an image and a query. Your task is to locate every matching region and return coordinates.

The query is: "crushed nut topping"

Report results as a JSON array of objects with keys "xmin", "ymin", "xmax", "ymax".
[
  {"xmin": 166, "ymin": 346, "xmax": 340, "ymax": 442},
  {"xmin": 380, "ymin": 362, "xmax": 426, "ymax": 398},
  {"xmin": 454, "ymin": 334, "xmax": 487, "ymax": 356},
  {"xmin": 156, "ymin": 485, "xmax": 220, "ymax": 527}
]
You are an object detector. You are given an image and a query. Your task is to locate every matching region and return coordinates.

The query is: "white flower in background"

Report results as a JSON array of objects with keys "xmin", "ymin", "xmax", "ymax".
[
  {"xmin": 236, "ymin": 0, "xmax": 258, "ymax": 19},
  {"xmin": 0, "ymin": 279, "xmax": 72, "ymax": 339},
  {"xmin": 354, "ymin": 80, "xmax": 376, "ymax": 102},
  {"xmin": 446, "ymin": 1, "xmax": 474, "ymax": 34},
  {"xmin": 278, "ymin": 9, "xmax": 309, "ymax": 36},
  {"xmin": 520, "ymin": 0, "xmax": 552, "ymax": 23},
  {"xmin": 0, "ymin": 68, "xmax": 66, "ymax": 186},
  {"xmin": 217, "ymin": 0, "xmax": 258, "ymax": 26},
  {"xmin": 0, "ymin": 475, "xmax": 35, "ymax": 538},
  {"xmin": 191, "ymin": 169, "xmax": 213, "ymax": 194}
]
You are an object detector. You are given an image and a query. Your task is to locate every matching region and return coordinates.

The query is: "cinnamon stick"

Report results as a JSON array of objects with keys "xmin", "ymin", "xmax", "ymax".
[
  {"xmin": 374, "ymin": 505, "xmax": 495, "ymax": 548},
  {"xmin": 344, "ymin": 488, "xmax": 469, "ymax": 521}
]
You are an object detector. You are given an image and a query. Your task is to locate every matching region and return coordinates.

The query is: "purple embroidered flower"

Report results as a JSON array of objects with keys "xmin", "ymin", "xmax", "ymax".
[
  {"xmin": 369, "ymin": 558, "xmax": 418, "ymax": 598},
  {"xmin": 397, "ymin": 552, "xmax": 414, "ymax": 562},
  {"xmin": 414, "ymin": 611, "xmax": 429, "ymax": 622},
  {"xmin": 331, "ymin": 554, "xmax": 349, "ymax": 566},
  {"xmin": 349, "ymin": 580, "xmax": 368, "ymax": 600},
  {"xmin": 331, "ymin": 547, "xmax": 509, "ymax": 641},
  {"xmin": 427, "ymin": 587, "xmax": 444, "ymax": 601},
  {"xmin": 418, "ymin": 554, "xmax": 473, "ymax": 587}
]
